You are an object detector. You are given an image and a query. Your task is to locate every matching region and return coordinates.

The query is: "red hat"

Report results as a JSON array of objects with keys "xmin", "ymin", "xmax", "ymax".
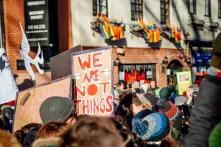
[{"xmin": 159, "ymin": 101, "xmax": 179, "ymax": 122}]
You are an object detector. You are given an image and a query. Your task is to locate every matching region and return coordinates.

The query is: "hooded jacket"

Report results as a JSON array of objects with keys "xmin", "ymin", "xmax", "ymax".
[
  {"xmin": 0, "ymin": 130, "xmax": 21, "ymax": 147},
  {"xmin": 183, "ymin": 75, "xmax": 221, "ymax": 147}
]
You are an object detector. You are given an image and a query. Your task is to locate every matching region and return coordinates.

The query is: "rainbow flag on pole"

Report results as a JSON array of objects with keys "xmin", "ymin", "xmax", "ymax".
[{"xmin": 99, "ymin": 25, "xmax": 110, "ymax": 40}]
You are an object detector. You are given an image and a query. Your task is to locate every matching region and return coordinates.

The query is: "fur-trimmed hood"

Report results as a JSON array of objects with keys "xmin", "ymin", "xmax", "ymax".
[
  {"xmin": 0, "ymin": 129, "xmax": 21, "ymax": 147},
  {"xmin": 32, "ymin": 137, "xmax": 62, "ymax": 147}
]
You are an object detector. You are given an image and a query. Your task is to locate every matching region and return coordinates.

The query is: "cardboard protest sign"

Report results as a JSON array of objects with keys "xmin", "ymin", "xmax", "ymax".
[
  {"xmin": 13, "ymin": 76, "xmax": 71, "ymax": 132},
  {"xmin": 176, "ymin": 71, "xmax": 192, "ymax": 95},
  {"xmin": 50, "ymin": 45, "xmax": 82, "ymax": 80},
  {"xmin": 0, "ymin": 48, "xmax": 18, "ymax": 104},
  {"xmin": 72, "ymin": 47, "xmax": 114, "ymax": 116}
]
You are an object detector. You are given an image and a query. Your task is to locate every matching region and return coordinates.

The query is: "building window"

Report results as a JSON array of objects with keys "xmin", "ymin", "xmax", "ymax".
[
  {"xmin": 189, "ymin": 0, "xmax": 196, "ymax": 14},
  {"xmin": 160, "ymin": 0, "xmax": 170, "ymax": 24},
  {"xmin": 93, "ymin": 0, "xmax": 108, "ymax": 17},
  {"xmin": 219, "ymin": 0, "xmax": 221, "ymax": 18},
  {"xmin": 205, "ymin": 0, "xmax": 211, "ymax": 16},
  {"xmin": 131, "ymin": 0, "xmax": 143, "ymax": 21},
  {"xmin": 118, "ymin": 64, "xmax": 156, "ymax": 90}
]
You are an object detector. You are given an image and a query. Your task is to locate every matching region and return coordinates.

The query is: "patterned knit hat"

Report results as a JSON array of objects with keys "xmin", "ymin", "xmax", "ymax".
[
  {"xmin": 132, "ymin": 112, "xmax": 170, "ymax": 141},
  {"xmin": 159, "ymin": 101, "xmax": 179, "ymax": 122},
  {"xmin": 209, "ymin": 122, "xmax": 221, "ymax": 147}
]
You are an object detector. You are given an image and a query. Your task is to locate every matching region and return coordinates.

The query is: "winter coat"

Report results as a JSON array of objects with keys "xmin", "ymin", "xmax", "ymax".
[{"xmin": 183, "ymin": 75, "xmax": 221, "ymax": 147}]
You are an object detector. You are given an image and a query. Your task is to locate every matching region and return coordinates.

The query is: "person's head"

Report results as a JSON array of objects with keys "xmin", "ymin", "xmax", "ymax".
[
  {"xmin": 61, "ymin": 116, "xmax": 124, "ymax": 147},
  {"xmin": 144, "ymin": 93, "xmax": 158, "ymax": 108},
  {"xmin": 36, "ymin": 122, "xmax": 71, "ymax": 139},
  {"xmin": 120, "ymin": 92, "xmax": 144, "ymax": 113},
  {"xmin": 0, "ymin": 129, "xmax": 21, "ymax": 147},
  {"xmin": 150, "ymin": 80, "xmax": 156, "ymax": 89},
  {"xmin": 159, "ymin": 133, "xmax": 178, "ymax": 147},
  {"xmin": 158, "ymin": 101, "xmax": 179, "ymax": 122},
  {"xmin": 2, "ymin": 107, "xmax": 14, "ymax": 121},
  {"xmin": 39, "ymin": 96, "xmax": 75, "ymax": 125},
  {"xmin": 116, "ymin": 92, "xmax": 146, "ymax": 128},
  {"xmin": 14, "ymin": 123, "xmax": 41, "ymax": 147},
  {"xmin": 132, "ymin": 112, "xmax": 170, "ymax": 142},
  {"xmin": 110, "ymin": 116, "xmax": 137, "ymax": 147},
  {"xmin": 158, "ymin": 87, "xmax": 172, "ymax": 106},
  {"xmin": 0, "ymin": 115, "xmax": 7, "ymax": 130},
  {"xmin": 32, "ymin": 137, "xmax": 62, "ymax": 147}
]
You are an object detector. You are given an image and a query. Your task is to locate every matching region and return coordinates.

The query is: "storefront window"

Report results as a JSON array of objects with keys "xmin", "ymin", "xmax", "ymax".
[{"xmin": 118, "ymin": 64, "xmax": 156, "ymax": 91}]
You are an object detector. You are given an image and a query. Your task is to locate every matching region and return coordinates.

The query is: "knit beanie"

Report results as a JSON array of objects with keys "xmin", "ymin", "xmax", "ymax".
[{"xmin": 211, "ymin": 33, "xmax": 221, "ymax": 69}]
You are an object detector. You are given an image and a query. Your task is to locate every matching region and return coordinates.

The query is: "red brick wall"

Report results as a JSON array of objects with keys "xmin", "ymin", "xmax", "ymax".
[
  {"xmin": 112, "ymin": 47, "xmax": 190, "ymax": 88},
  {"xmin": 3, "ymin": 0, "xmax": 72, "ymax": 73},
  {"xmin": 57, "ymin": 0, "xmax": 73, "ymax": 52},
  {"xmin": 3, "ymin": 0, "xmax": 25, "ymax": 73}
]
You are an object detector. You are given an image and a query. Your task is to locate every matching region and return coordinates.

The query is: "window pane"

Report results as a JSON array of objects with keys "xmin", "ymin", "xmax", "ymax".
[
  {"xmin": 131, "ymin": 0, "xmax": 143, "ymax": 20},
  {"xmin": 92, "ymin": 0, "xmax": 97, "ymax": 16},
  {"xmin": 161, "ymin": 0, "xmax": 170, "ymax": 24},
  {"xmin": 219, "ymin": 0, "xmax": 221, "ymax": 17},
  {"xmin": 205, "ymin": 0, "xmax": 211, "ymax": 16},
  {"xmin": 189, "ymin": 0, "xmax": 197, "ymax": 14},
  {"xmin": 93, "ymin": 0, "xmax": 108, "ymax": 16}
]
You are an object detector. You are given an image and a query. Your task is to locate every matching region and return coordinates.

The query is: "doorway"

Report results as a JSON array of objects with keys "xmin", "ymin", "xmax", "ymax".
[{"xmin": 167, "ymin": 60, "xmax": 183, "ymax": 86}]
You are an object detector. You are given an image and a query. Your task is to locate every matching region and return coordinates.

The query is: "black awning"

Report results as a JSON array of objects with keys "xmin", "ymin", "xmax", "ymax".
[{"xmin": 188, "ymin": 40, "xmax": 213, "ymax": 48}]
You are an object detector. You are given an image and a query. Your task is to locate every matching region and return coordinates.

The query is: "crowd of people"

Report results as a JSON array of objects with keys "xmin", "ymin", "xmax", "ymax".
[
  {"xmin": 1, "ymin": 32, "xmax": 221, "ymax": 147},
  {"xmin": 0, "ymin": 89, "xmax": 183, "ymax": 147},
  {"xmin": 0, "ymin": 78, "xmax": 201, "ymax": 147}
]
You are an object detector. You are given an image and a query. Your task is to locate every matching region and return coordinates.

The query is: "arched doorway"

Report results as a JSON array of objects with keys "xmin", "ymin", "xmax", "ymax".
[{"xmin": 167, "ymin": 60, "xmax": 183, "ymax": 86}]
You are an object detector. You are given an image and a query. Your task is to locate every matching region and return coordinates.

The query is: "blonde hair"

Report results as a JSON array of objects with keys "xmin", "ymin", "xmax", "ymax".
[{"xmin": 0, "ymin": 129, "xmax": 21, "ymax": 147}]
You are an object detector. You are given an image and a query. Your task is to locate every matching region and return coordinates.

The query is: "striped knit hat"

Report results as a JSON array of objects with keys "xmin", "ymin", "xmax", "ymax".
[{"xmin": 132, "ymin": 112, "xmax": 170, "ymax": 141}]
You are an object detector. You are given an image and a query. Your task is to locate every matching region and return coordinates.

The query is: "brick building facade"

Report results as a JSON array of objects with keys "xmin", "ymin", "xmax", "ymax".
[
  {"xmin": 112, "ymin": 47, "xmax": 190, "ymax": 88},
  {"xmin": 1, "ymin": 0, "xmax": 192, "ymax": 88},
  {"xmin": 2, "ymin": 0, "xmax": 73, "ymax": 74}
]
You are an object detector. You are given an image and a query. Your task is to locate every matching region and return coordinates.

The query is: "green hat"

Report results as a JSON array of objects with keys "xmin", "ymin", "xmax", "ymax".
[
  {"xmin": 159, "ymin": 87, "xmax": 170, "ymax": 100},
  {"xmin": 211, "ymin": 33, "xmax": 221, "ymax": 70},
  {"xmin": 209, "ymin": 122, "xmax": 221, "ymax": 147}
]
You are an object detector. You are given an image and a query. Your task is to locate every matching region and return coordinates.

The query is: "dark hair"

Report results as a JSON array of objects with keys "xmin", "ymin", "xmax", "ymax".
[
  {"xmin": 110, "ymin": 116, "xmax": 143, "ymax": 147},
  {"xmin": 115, "ymin": 92, "xmax": 141, "ymax": 128},
  {"xmin": 159, "ymin": 135, "xmax": 178, "ymax": 147},
  {"xmin": 0, "ymin": 116, "xmax": 7, "ymax": 130},
  {"xmin": 14, "ymin": 123, "xmax": 41, "ymax": 147},
  {"xmin": 61, "ymin": 116, "xmax": 124, "ymax": 147},
  {"xmin": 36, "ymin": 122, "xmax": 71, "ymax": 139}
]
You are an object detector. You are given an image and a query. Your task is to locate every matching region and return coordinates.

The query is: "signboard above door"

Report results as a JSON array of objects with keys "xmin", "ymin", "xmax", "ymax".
[{"xmin": 25, "ymin": 0, "xmax": 49, "ymax": 47}]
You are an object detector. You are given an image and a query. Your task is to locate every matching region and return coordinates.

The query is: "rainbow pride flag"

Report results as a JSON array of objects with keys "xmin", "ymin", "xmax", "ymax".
[{"xmin": 99, "ymin": 25, "xmax": 110, "ymax": 40}]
